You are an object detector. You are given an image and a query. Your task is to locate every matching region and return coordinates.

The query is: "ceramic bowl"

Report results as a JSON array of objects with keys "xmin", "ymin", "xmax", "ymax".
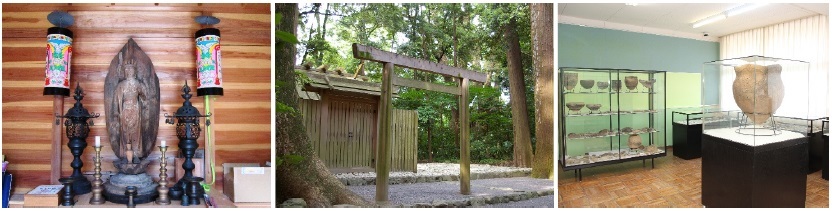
[
  {"xmin": 566, "ymin": 102, "xmax": 585, "ymax": 112},
  {"xmin": 586, "ymin": 104, "xmax": 602, "ymax": 111},
  {"xmin": 580, "ymin": 80, "xmax": 595, "ymax": 89},
  {"xmin": 611, "ymin": 80, "xmax": 622, "ymax": 92},
  {"xmin": 596, "ymin": 81, "xmax": 609, "ymax": 90}
]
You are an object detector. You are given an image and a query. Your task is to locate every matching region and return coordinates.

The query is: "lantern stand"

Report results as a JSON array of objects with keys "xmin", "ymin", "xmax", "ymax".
[
  {"xmin": 44, "ymin": 10, "xmax": 75, "ymax": 185},
  {"xmin": 55, "ymin": 84, "xmax": 100, "ymax": 195},
  {"xmin": 194, "ymin": 14, "xmax": 224, "ymax": 189},
  {"xmin": 164, "ymin": 82, "xmax": 211, "ymax": 205}
]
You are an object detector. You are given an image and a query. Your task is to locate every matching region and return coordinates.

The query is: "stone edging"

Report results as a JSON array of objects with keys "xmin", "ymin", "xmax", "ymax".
[
  {"xmin": 338, "ymin": 170, "xmax": 531, "ymax": 186},
  {"xmin": 331, "ymin": 189, "xmax": 555, "ymax": 208}
]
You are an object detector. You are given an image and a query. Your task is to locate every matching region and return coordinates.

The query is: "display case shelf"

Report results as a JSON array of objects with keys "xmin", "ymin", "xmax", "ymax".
[
  {"xmin": 563, "ymin": 91, "xmax": 658, "ymax": 95},
  {"xmin": 558, "ymin": 67, "xmax": 666, "ymax": 181},
  {"xmin": 566, "ymin": 129, "xmax": 661, "ymax": 140},
  {"xmin": 565, "ymin": 109, "xmax": 659, "ymax": 117}
]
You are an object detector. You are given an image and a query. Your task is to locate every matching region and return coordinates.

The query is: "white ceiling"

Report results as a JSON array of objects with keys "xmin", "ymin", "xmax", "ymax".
[{"xmin": 558, "ymin": 3, "xmax": 828, "ymax": 40}]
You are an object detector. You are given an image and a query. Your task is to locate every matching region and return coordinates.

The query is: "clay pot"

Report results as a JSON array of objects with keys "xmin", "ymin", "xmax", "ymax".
[
  {"xmin": 580, "ymin": 80, "xmax": 595, "ymax": 89},
  {"xmin": 566, "ymin": 102, "xmax": 585, "ymax": 113},
  {"xmin": 596, "ymin": 81, "xmax": 609, "ymax": 90},
  {"xmin": 621, "ymin": 127, "xmax": 633, "ymax": 134},
  {"xmin": 586, "ymin": 104, "xmax": 602, "ymax": 112},
  {"xmin": 598, "ymin": 129, "xmax": 609, "ymax": 136},
  {"xmin": 563, "ymin": 73, "xmax": 578, "ymax": 92},
  {"xmin": 624, "ymin": 76, "xmax": 639, "ymax": 91},
  {"xmin": 628, "ymin": 134, "xmax": 642, "ymax": 149},
  {"xmin": 611, "ymin": 80, "xmax": 622, "ymax": 92},
  {"xmin": 732, "ymin": 64, "xmax": 784, "ymax": 125},
  {"xmin": 645, "ymin": 145, "xmax": 659, "ymax": 154},
  {"xmin": 639, "ymin": 79, "xmax": 655, "ymax": 89}
]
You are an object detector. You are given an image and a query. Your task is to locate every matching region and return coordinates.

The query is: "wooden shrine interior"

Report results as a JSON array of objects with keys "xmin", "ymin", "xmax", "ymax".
[{"xmin": 2, "ymin": 3, "xmax": 271, "ymax": 196}]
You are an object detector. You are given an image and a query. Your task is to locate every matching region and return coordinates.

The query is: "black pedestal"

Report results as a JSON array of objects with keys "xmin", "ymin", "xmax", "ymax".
[
  {"xmin": 822, "ymin": 135, "xmax": 828, "ymax": 180},
  {"xmin": 701, "ymin": 134, "xmax": 807, "ymax": 208},
  {"xmin": 673, "ymin": 122, "xmax": 702, "ymax": 159},
  {"xmin": 808, "ymin": 131, "xmax": 824, "ymax": 174}
]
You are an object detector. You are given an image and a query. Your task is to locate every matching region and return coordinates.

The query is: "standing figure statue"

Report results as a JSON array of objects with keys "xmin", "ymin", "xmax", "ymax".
[
  {"xmin": 103, "ymin": 38, "xmax": 161, "ymax": 204},
  {"xmin": 114, "ymin": 58, "xmax": 144, "ymax": 164}
]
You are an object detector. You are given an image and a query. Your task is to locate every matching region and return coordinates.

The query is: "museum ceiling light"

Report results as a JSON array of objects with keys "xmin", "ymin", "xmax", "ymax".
[
  {"xmin": 692, "ymin": 3, "xmax": 769, "ymax": 28},
  {"xmin": 692, "ymin": 14, "xmax": 726, "ymax": 28}
]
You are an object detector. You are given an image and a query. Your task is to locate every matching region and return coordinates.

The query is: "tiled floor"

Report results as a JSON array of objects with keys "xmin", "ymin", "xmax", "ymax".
[{"xmin": 558, "ymin": 148, "xmax": 829, "ymax": 208}]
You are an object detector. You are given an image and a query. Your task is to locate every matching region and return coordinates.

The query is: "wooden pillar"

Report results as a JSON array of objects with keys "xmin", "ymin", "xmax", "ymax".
[
  {"xmin": 459, "ymin": 78, "xmax": 470, "ymax": 195},
  {"xmin": 375, "ymin": 62, "xmax": 394, "ymax": 202},
  {"xmin": 51, "ymin": 95, "xmax": 64, "ymax": 184}
]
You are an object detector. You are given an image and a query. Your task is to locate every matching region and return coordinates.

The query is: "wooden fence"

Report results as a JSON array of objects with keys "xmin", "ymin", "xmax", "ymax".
[{"xmin": 299, "ymin": 98, "xmax": 417, "ymax": 172}]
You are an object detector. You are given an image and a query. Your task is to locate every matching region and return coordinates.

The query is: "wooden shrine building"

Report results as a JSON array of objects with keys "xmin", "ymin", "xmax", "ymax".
[{"xmin": 296, "ymin": 66, "xmax": 418, "ymax": 173}]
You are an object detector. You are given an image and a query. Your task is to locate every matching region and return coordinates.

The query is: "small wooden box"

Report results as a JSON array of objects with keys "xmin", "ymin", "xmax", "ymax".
[{"xmin": 23, "ymin": 185, "xmax": 62, "ymax": 208}]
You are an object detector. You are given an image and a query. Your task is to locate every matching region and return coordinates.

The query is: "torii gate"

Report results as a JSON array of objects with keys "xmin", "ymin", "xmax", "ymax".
[{"xmin": 352, "ymin": 43, "xmax": 488, "ymax": 203}]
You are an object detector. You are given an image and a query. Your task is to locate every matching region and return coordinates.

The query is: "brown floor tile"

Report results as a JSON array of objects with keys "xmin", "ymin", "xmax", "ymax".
[{"xmin": 557, "ymin": 147, "xmax": 829, "ymax": 208}]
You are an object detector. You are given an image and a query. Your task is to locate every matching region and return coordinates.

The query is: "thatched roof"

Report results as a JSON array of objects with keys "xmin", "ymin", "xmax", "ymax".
[{"xmin": 295, "ymin": 64, "xmax": 381, "ymax": 99}]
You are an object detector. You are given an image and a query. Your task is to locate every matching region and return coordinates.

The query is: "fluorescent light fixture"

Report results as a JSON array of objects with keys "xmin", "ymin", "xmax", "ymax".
[
  {"xmin": 692, "ymin": 14, "xmax": 726, "ymax": 28},
  {"xmin": 726, "ymin": 3, "xmax": 769, "ymax": 17},
  {"xmin": 626, "ymin": 3, "xmax": 639, "ymax": 6},
  {"xmin": 690, "ymin": 3, "xmax": 769, "ymax": 28}
]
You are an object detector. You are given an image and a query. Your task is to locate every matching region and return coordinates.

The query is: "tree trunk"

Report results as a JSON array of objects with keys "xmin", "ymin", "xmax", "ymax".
[
  {"xmin": 504, "ymin": 16, "xmax": 534, "ymax": 168},
  {"xmin": 275, "ymin": 4, "xmax": 369, "ymax": 207},
  {"xmin": 530, "ymin": 3, "xmax": 554, "ymax": 179}
]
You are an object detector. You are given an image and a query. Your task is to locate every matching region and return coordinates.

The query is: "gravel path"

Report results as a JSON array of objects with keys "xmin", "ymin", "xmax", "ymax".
[
  {"xmin": 480, "ymin": 194, "xmax": 554, "ymax": 208},
  {"xmin": 348, "ymin": 177, "xmax": 553, "ymax": 207},
  {"xmin": 335, "ymin": 163, "xmax": 532, "ymax": 186}
]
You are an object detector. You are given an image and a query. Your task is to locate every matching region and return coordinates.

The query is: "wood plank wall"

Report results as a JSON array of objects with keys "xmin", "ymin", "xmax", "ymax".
[
  {"xmin": 300, "ymin": 94, "xmax": 418, "ymax": 172},
  {"xmin": 391, "ymin": 109, "xmax": 417, "ymax": 172},
  {"xmin": 2, "ymin": 3, "xmax": 271, "ymax": 194}
]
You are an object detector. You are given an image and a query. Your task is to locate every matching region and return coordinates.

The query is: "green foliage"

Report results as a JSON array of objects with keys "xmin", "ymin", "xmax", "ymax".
[
  {"xmin": 275, "ymin": 154, "xmax": 305, "ymax": 167},
  {"xmin": 297, "ymin": 3, "xmax": 538, "ymax": 164}
]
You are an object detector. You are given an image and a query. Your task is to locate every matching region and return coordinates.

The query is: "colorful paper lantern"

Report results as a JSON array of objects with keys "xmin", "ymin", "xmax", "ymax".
[
  {"xmin": 43, "ymin": 11, "xmax": 74, "ymax": 96},
  {"xmin": 194, "ymin": 16, "xmax": 223, "ymax": 96}
]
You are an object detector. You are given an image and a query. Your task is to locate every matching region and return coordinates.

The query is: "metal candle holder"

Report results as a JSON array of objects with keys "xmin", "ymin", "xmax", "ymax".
[
  {"xmin": 55, "ymin": 84, "xmax": 100, "ymax": 195},
  {"xmin": 164, "ymin": 82, "xmax": 210, "ymax": 202},
  {"xmin": 156, "ymin": 145, "xmax": 170, "ymax": 205},
  {"xmin": 59, "ymin": 177, "xmax": 75, "ymax": 206},
  {"xmin": 89, "ymin": 146, "xmax": 105, "ymax": 204}
]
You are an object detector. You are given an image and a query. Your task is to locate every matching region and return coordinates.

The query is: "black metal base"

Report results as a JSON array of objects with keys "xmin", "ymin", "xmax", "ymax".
[
  {"xmin": 563, "ymin": 156, "xmax": 659, "ymax": 181},
  {"xmin": 701, "ymin": 134, "xmax": 807, "ymax": 208},
  {"xmin": 822, "ymin": 135, "xmax": 828, "ymax": 180},
  {"xmin": 808, "ymin": 131, "xmax": 824, "ymax": 174},
  {"xmin": 71, "ymin": 175, "xmax": 91, "ymax": 195},
  {"xmin": 104, "ymin": 189, "xmax": 158, "ymax": 205},
  {"xmin": 197, "ymin": 87, "xmax": 223, "ymax": 96},
  {"xmin": 43, "ymin": 87, "xmax": 69, "ymax": 96},
  {"xmin": 673, "ymin": 122, "xmax": 702, "ymax": 160}
]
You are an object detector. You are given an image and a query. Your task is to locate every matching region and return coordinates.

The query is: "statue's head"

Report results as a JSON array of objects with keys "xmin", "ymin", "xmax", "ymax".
[{"xmin": 123, "ymin": 59, "xmax": 137, "ymax": 79}]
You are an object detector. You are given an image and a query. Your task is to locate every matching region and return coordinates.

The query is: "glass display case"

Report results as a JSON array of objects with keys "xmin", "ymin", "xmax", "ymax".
[
  {"xmin": 770, "ymin": 116, "xmax": 826, "ymax": 173},
  {"xmin": 701, "ymin": 55, "xmax": 810, "ymax": 144},
  {"xmin": 558, "ymin": 67, "xmax": 666, "ymax": 180},
  {"xmin": 671, "ymin": 108, "xmax": 705, "ymax": 160},
  {"xmin": 701, "ymin": 56, "xmax": 810, "ymax": 208}
]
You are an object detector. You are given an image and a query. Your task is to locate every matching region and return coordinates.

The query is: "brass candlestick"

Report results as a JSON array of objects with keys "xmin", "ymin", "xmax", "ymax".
[
  {"xmin": 156, "ymin": 146, "xmax": 170, "ymax": 205},
  {"xmin": 89, "ymin": 146, "xmax": 105, "ymax": 205}
]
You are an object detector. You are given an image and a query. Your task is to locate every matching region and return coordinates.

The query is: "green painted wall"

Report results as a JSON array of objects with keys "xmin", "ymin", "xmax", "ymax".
[
  {"xmin": 558, "ymin": 23, "xmax": 720, "ymax": 104},
  {"xmin": 559, "ymin": 24, "xmax": 720, "ymax": 156}
]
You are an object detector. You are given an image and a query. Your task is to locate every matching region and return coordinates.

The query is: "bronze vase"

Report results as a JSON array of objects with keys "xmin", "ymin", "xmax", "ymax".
[{"xmin": 732, "ymin": 64, "xmax": 784, "ymax": 125}]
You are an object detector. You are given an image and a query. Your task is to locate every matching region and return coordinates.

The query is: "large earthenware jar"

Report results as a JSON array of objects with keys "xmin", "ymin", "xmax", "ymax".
[
  {"xmin": 628, "ymin": 134, "xmax": 642, "ymax": 149},
  {"xmin": 732, "ymin": 64, "xmax": 784, "ymax": 125},
  {"xmin": 563, "ymin": 72, "xmax": 578, "ymax": 92},
  {"xmin": 624, "ymin": 76, "xmax": 639, "ymax": 91}
]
